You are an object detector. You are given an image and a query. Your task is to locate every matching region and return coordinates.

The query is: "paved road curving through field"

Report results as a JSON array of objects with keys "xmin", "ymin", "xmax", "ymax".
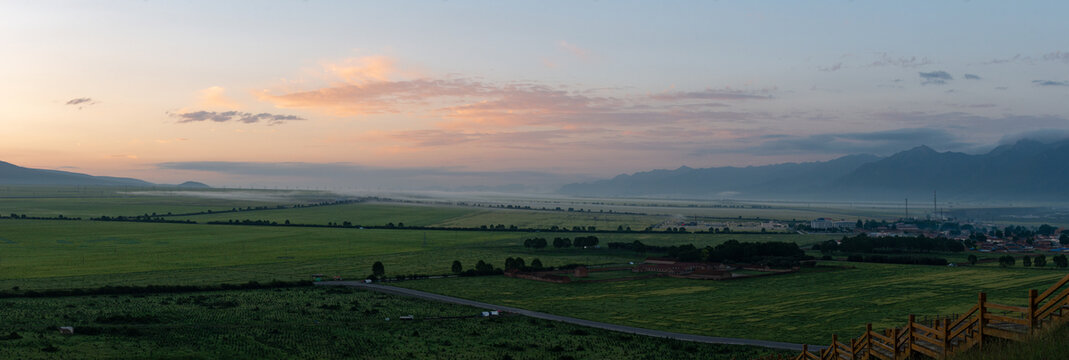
[{"xmin": 317, "ymin": 281, "xmax": 824, "ymax": 352}]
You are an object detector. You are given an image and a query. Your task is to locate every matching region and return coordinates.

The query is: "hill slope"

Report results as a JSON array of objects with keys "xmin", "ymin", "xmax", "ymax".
[
  {"xmin": 836, "ymin": 139, "xmax": 1069, "ymax": 199},
  {"xmin": 0, "ymin": 161, "xmax": 155, "ymax": 187},
  {"xmin": 560, "ymin": 138, "xmax": 1069, "ymax": 200}
]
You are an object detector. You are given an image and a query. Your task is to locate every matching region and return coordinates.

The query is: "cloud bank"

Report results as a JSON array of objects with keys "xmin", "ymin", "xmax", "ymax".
[
  {"xmin": 169, "ymin": 110, "xmax": 306, "ymax": 125},
  {"xmin": 919, "ymin": 71, "xmax": 953, "ymax": 85},
  {"xmin": 65, "ymin": 97, "xmax": 97, "ymax": 109},
  {"xmin": 1033, "ymin": 80, "xmax": 1069, "ymax": 87}
]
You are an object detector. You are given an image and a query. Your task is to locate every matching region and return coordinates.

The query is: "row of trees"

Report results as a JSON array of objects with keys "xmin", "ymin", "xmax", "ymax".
[
  {"xmin": 608, "ymin": 240, "xmax": 806, "ymax": 267},
  {"xmin": 0, "ymin": 280, "xmax": 311, "ymax": 298},
  {"xmin": 998, "ymin": 254, "xmax": 1068, "ymax": 268},
  {"xmin": 523, "ymin": 236, "xmax": 600, "ymax": 249},
  {"xmin": 449, "ymin": 260, "xmax": 503, "ymax": 277},
  {"xmin": 4, "ymin": 213, "xmax": 81, "ymax": 221},
  {"xmin": 503, "ymin": 257, "xmax": 544, "ymax": 271},
  {"xmin": 815, "ymin": 234, "xmax": 965, "ymax": 254},
  {"xmin": 846, "ymin": 254, "xmax": 948, "ymax": 266}
]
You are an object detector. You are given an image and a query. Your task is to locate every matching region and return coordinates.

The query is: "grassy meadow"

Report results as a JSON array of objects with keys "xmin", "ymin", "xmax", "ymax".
[
  {"xmin": 395, "ymin": 262, "xmax": 1069, "ymax": 345},
  {"xmin": 173, "ymin": 202, "xmax": 486, "ymax": 227},
  {"xmin": 0, "ymin": 218, "xmax": 831, "ymax": 291},
  {"xmin": 0, "ymin": 285, "xmax": 789, "ymax": 359},
  {"xmin": 2, "ymin": 186, "xmax": 1067, "ymax": 357}
]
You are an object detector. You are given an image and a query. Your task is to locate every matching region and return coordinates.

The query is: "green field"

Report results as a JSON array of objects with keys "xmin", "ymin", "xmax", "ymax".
[
  {"xmin": 173, "ymin": 200, "xmax": 680, "ymax": 231},
  {"xmin": 0, "ymin": 219, "xmax": 830, "ymax": 291},
  {"xmin": 395, "ymin": 262, "xmax": 1069, "ymax": 345},
  {"xmin": 175, "ymin": 202, "xmax": 485, "ymax": 227},
  {"xmin": 3, "ymin": 187, "xmax": 1067, "ymax": 358},
  {"xmin": 0, "ymin": 285, "xmax": 788, "ymax": 359}
]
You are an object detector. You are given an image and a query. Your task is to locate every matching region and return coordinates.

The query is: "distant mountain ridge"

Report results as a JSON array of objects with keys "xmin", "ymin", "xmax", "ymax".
[
  {"xmin": 0, "ymin": 161, "xmax": 207, "ymax": 188},
  {"xmin": 559, "ymin": 138, "xmax": 1069, "ymax": 201},
  {"xmin": 559, "ymin": 153, "xmax": 882, "ymax": 198},
  {"xmin": 834, "ymin": 139, "xmax": 1069, "ymax": 199}
]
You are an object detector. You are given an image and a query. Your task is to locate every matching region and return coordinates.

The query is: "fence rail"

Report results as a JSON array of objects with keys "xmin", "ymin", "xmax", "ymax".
[{"xmin": 791, "ymin": 273, "xmax": 1069, "ymax": 360}]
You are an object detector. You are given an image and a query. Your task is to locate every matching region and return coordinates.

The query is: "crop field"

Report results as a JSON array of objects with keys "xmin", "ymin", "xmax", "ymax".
[
  {"xmin": 0, "ymin": 218, "xmax": 832, "ymax": 292},
  {"xmin": 396, "ymin": 262, "xmax": 1069, "ymax": 345},
  {"xmin": 0, "ymin": 286, "xmax": 788, "ymax": 359},
  {"xmin": 434, "ymin": 208, "xmax": 669, "ymax": 230},
  {"xmin": 176, "ymin": 202, "xmax": 485, "ymax": 227},
  {"xmin": 435, "ymin": 195, "xmax": 909, "ymax": 222},
  {"xmin": 0, "ymin": 220, "xmax": 646, "ymax": 290},
  {"xmin": 177, "ymin": 201, "xmax": 675, "ymax": 230},
  {"xmin": 3, "ymin": 187, "xmax": 1067, "ymax": 358}
]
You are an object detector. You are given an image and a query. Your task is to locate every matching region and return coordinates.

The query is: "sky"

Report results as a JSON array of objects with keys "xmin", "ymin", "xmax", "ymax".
[{"xmin": 2, "ymin": 1, "xmax": 1069, "ymax": 190}]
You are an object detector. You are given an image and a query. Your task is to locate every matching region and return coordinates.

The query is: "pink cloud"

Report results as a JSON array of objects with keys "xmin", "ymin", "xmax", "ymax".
[
  {"xmin": 558, "ymin": 41, "xmax": 592, "ymax": 60},
  {"xmin": 257, "ymin": 55, "xmax": 783, "ymax": 165},
  {"xmin": 259, "ymin": 78, "xmax": 494, "ymax": 116},
  {"xmin": 198, "ymin": 86, "xmax": 242, "ymax": 109}
]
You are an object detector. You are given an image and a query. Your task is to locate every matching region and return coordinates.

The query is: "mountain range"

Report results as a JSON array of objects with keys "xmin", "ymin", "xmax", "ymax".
[
  {"xmin": 5, "ymin": 138, "xmax": 1069, "ymax": 200},
  {"xmin": 559, "ymin": 138, "xmax": 1069, "ymax": 201},
  {"xmin": 0, "ymin": 161, "xmax": 208, "ymax": 188}
]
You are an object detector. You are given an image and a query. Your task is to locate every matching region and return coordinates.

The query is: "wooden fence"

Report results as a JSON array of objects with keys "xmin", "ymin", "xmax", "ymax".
[{"xmin": 791, "ymin": 273, "xmax": 1069, "ymax": 360}]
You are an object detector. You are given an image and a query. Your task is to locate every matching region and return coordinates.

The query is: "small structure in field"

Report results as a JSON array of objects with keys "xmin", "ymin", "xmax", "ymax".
[
  {"xmin": 633, "ymin": 258, "xmax": 729, "ymax": 274},
  {"xmin": 58, "ymin": 327, "xmax": 74, "ymax": 335},
  {"xmin": 632, "ymin": 258, "xmax": 734, "ymax": 279},
  {"xmin": 503, "ymin": 269, "xmax": 572, "ymax": 283},
  {"xmin": 573, "ymin": 266, "xmax": 589, "ymax": 278}
]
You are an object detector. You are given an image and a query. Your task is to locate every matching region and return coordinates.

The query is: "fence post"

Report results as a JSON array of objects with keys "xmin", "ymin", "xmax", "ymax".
[
  {"xmin": 829, "ymin": 333, "xmax": 838, "ymax": 356},
  {"xmin": 802, "ymin": 344, "xmax": 808, "ymax": 360},
  {"xmin": 907, "ymin": 314, "xmax": 915, "ymax": 358},
  {"xmin": 978, "ymin": 292, "xmax": 986, "ymax": 350},
  {"xmin": 891, "ymin": 327, "xmax": 900, "ymax": 360},
  {"xmin": 1028, "ymin": 289, "xmax": 1038, "ymax": 332},
  {"xmin": 865, "ymin": 323, "xmax": 873, "ymax": 360},
  {"xmin": 942, "ymin": 318, "xmax": 951, "ymax": 358}
]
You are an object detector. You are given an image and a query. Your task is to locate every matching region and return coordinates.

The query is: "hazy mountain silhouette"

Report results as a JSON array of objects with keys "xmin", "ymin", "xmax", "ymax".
[
  {"xmin": 176, "ymin": 181, "xmax": 211, "ymax": 188},
  {"xmin": 559, "ymin": 154, "xmax": 882, "ymax": 198},
  {"xmin": 834, "ymin": 139, "xmax": 1069, "ymax": 200},
  {"xmin": 560, "ymin": 138, "xmax": 1069, "ymax": 200},
  {"xmin": 0, "ymin": 161, "xmax": 206, "ymax": 188}
]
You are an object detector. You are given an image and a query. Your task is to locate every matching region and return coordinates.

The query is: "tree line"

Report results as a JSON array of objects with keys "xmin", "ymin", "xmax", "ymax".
[
  {"xmin": 0, "ymin": 280, "xmax": 312, "ymax": 299},
  {"xmin": 523, "ymin": 236, "xmax": 600, "ymax": 249},
  {"xmin": 846, "ymin": 254, "xmax": 948, "ymax": 266},
  {"xmin": 608, "ymin": 240, "xmax": 806, "ymax": 268},
  {"xmin": 2, "ymin": 214, "xmax": 81, "ymax": 221},
  {"xmin": 814, "ymin": 234, "xmax": 965, "ymax": 254},
  {"xmin": 998, "ymin": 254, "xmax": 1068, "ymax": 268}
]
